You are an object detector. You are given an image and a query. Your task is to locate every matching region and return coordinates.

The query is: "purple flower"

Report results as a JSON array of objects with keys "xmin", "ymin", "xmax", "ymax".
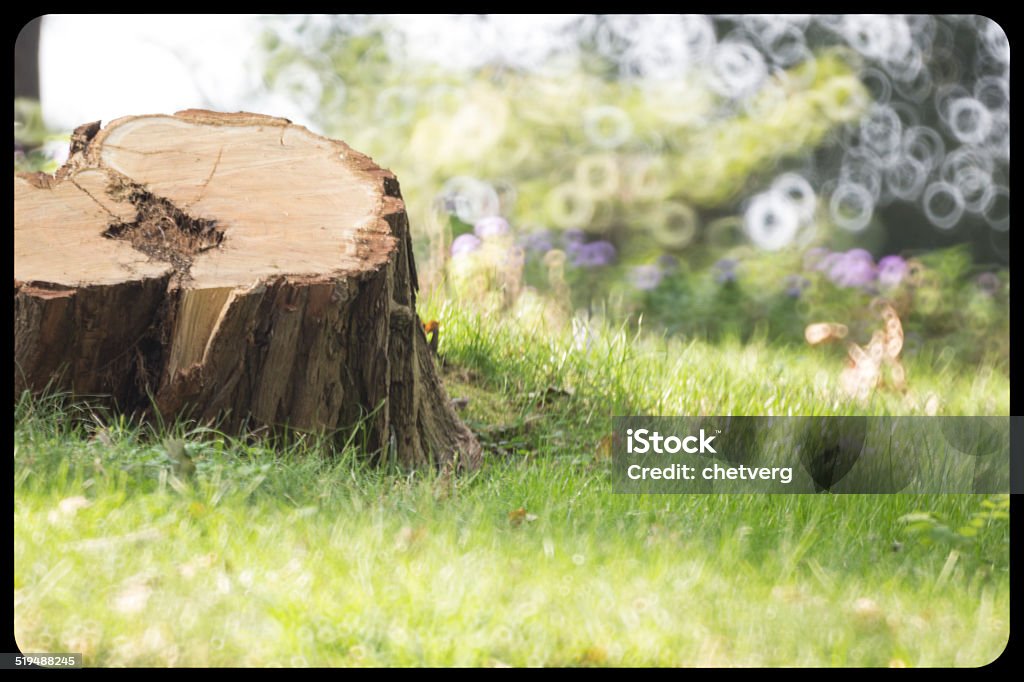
[
  {"xmin": 436, "ymin": 195, "xmax": 459, "ymax": 214},
  {"xmin": 803, "ymin": 247, "xmax": 830, "ymax": 271},
  {"xmin": 827, "ymin": 249, "xmax": 876, "ymax": 288},
  {"xmin": 714, "ymin": 258, "xmax": 737, "ymax": 284},
  {"xmin": 784, "ymin": 274, "xmax": 811, "ymax": 297},
  {"xmin": 562, "ymin": 228, "xmax": 586, "ymax": 246},
  {"xmin": 815, "ymin": 251, "xmax": 842, "ymax": 273},
  {"xmin": 520, "ymin": 229, "xmax": 554, "ymax": 254},
  {"xmin": 877, "ymin": 255, "xmax": 908, "ymax": 289},
  {"xmin": 474, "ymin": 215, "xmax": 511, "ymax": 239},
  {"xmin": 657, "ymin": 254, "xmax": 680, "ymax": 272},
  {"xmin": 451, "ymin": 233, "xmax": 482, "ymax": 258},
  {"xmin": 571, "ymin": 240, "xmax": 616, "ymax": 267},
  {"xmin": 630, "ymin": 265, "xmax": 664, "ymax": 291},
  {"xmin": 976, "ymin": 272, "xmax": 1001, "ymax": 296}
]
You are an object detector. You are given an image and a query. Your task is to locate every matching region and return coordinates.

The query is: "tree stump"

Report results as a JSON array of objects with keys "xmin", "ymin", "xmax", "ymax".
[{"xmin": 14, "ymin": 110, "xmax": 481, "ymax": 470}]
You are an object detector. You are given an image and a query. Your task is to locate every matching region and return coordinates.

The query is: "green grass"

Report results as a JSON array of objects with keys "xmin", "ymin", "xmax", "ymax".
[{"xmin": 14, "ymin": 301, "xmax": 1010, "ymax": 667}]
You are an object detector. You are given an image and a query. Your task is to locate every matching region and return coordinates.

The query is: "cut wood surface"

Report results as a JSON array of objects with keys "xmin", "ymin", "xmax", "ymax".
[{"xmin": 15, "ymin": 110, "xmax": 481, "ymax": 470}]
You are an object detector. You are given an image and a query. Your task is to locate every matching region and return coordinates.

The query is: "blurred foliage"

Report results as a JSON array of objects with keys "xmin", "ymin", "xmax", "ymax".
[
  {"xmin": 258, "ymin": 16, "xmax": 1008, "ymax": 372},
  {"xmin": 14, "ymin": 98, "xmax": 48, "ymax": 145},
  {"xmin": 259, "ymin": 19, "xmax": 870, "ymax": 270},
  {"xmin": 450, "ymin": 236, "xmax": 1007, "ymax": 369},
  {"xmin": 14, "ymin": 98, "xmax": 65, "ymax": 174}
]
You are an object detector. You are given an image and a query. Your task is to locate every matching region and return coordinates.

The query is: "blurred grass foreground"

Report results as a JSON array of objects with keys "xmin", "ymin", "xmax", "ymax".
[{"xmin": 14, "ymin": 15, "xmax": 1010, "ymax": 667}]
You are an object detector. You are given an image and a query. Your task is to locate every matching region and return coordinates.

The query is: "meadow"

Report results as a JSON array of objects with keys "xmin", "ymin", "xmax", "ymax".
[{"xmin": 14, "ymin": 298, "xmax": 1009, "ymax": 666}]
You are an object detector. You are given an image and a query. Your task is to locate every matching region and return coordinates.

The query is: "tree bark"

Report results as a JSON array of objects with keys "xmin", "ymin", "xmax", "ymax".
[{"xmin": 14, "ymin": 110, "xmax": 481, "ymax": 470}]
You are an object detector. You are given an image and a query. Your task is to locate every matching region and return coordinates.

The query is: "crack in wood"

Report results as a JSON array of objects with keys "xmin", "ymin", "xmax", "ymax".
[
  {"xmin": 69, "ymin": 179, "xmax": 121, "ymax": 221},
  {"xmin": 187, "ymin": 146, "xmax": 224, "ymax": 209}
]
